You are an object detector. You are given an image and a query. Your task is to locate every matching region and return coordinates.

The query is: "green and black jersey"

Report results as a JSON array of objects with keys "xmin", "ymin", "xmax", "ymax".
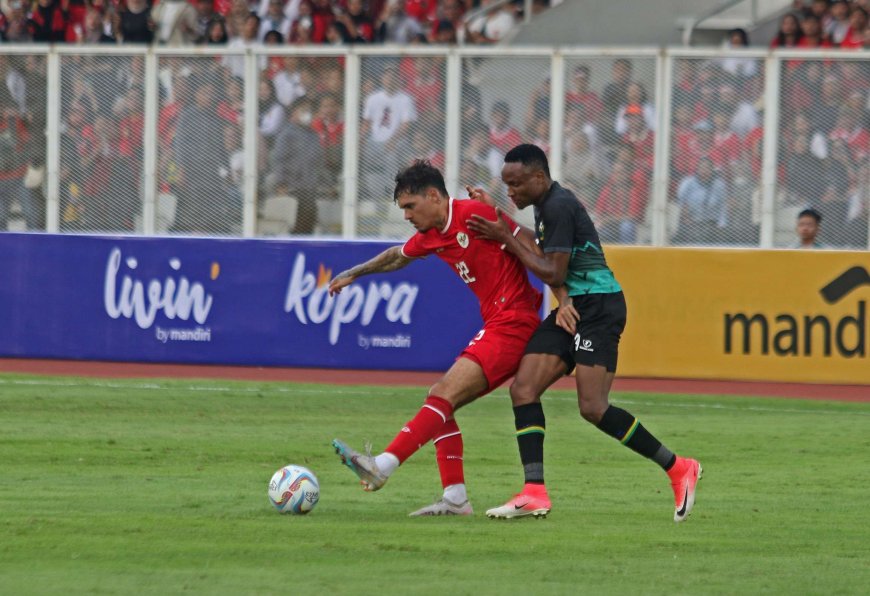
[{"xmin": 533, "ymin": 182, "xmax": 622, "ymax": 296}]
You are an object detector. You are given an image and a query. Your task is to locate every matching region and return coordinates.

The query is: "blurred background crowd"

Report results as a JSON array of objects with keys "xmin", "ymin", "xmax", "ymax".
[{"xmin": 0, "ymin": 0, "xmax": 867, "ymax": 247}]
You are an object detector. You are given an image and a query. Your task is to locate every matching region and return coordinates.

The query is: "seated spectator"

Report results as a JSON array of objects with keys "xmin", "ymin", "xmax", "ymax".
[
  {"xmin": 770, "ymin": 12, "xmax": 803, "ymax": 47},
  {"xmin": 719, "ymin": 28, "xmax": 758, "ymax": 80},
  {"xmin": 152, "ymin": 0, "xmax": 199, "ymax": 45},
  {"xmin": 820, "ymin": 138, "xmax": 855, "ymax": 237},
  {"xmin": 601, "ymin": 58, "xmax": 632, "ymax": 143},
  {"xmin": 825, "ymin": 0, "xmax": 850, "ymax": 44},
  {"xmin": 565, "ymin": 65, "xmax": 604, "ymax": 124},
  {"xmin": 268, "ymin": 96, "xmax": 326, "ymax": 234},
  {"xmin": 673, "ymin": 157, "xmax": 728, "ymax": 245},
  {"xmin": 193, "ymin": 0, "xmax": 217, "ymax": 42},
  {"xmin": 784, "ymin": 133, "xmax": 826, "ymax": 205},
  {"xmin": 465, "ymin": 0, "xmax": 516, "ymax": 44},
  {"xmin": 710, "ymin": 111, "xmax": 742, "ymax": 178},
  {"xmin": 304, "ymin": 0, "xmax": 336, "ymax": 43},
  {"xmin": 792, "ymin": 207, "xmax": 826, "ymax": 249},
  {"xmin": 376, "ymin": 0, "xmax": 423, "ymax": 43},
  {"xmin": 527, "ymin": 114, "xmax": 550, "ymax": 155},
  {"xmin": 311, "ymin": 92, "xmax": 344, "ymax": 187},
  {"xmin": 3, "ymin": 1, "xmax": 32, "ymax": 42},
  {"xmin": 784, "ymin": 111, "xmax": 828, "ymax": 159},
  {"xmin": 0, "ymin": 96, "xmax": 32, "ymax": 230},
  {"xmin": 797, "ymin": 13, "xmax": 832, "ymax": 47},
  {"xmin": 430, "ymin": 18, "xmax": 456, "ymax": 43},
  {"xmin": 621, "ymin": 103, "xmax": 655, "ymax": 173},
  {"xmin": 614, "ymin": 81, "xmax": 655, "ymax": 136},
  {"xmin": 409, "ymin": 124, "xmax": 444, "ymax": 170},
  {"xmin": 429, "ymin": 0, "xmax": 462, "ymax": 43},
  {"xmin": 717, "ymin": 83, "xmax": 760, "ymax": 137},
  {"xmin": 487, "ymin": 100, "xmax": 522, "ymax": 154},
  {"xmin": 28, "ymin": 0, "xmax": 68, "ymax": 43},
  {"xmin": 273, "ymin": 56, "xmax": 307, "ymax": 107},
  {"xmin": 594, "ymin": 159, "xmax": 648, "ymax": 244},
  {"xmin": 333, "ymin": 0, "xmax": 375, "ymax": 43},
  {"xmin": 257, "ymin": 0, "xmax": 303, "ymax": 22},
  {"xmin": 786, "ymin": 60, "xmax": 824, "ymax": 112},
  {"xmin": 828, "ymin": 106, "xmax": 869, "ymax": 162},
  {"xmin": 563, "ymin": 129, "xmax": 604, "ymax": 206},
  {"xmin": 840, "ymin": 6, "xmax": 868, "ymax": 49},
  {"xmin": 116, "ymin": 0, "xmax": 156, "ymax": 44},
  {"xmin": 404, "ymin": 0, "xmax": 437, "ymax": 23},
  {"xmin": 258, "ymin": 78, "xmax": 285, "ymax": 152},
  {"xmin": 406, "ymin": 57, "xmax": 444, "ymax": 115},
  {"xmin": 259, "ymin": 0, "xmax": 293, "ymax": 41},
  {"xmin": 206, "ymin": 16, "xmax": 229, "ymax": 43},
  {"xmin": 524, "ymin": 76, "xmax": 550, "ymax": 134},
  {"xmin": 217, "ymin": 77, "xmax": 244, "ymax": 124},
  {"xmin": 76, "ymin": 7, "xmax": 116, "ymax": 43}
]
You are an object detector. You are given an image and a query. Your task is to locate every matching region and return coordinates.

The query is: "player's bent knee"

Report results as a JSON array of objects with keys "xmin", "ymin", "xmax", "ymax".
[
  {"xmin": 509, "ymin": 382, "xmax": 539, "ymax": 407},
  {"xmin": 578, "ymin": 398, "xmax": 607, "ymax": 424}
]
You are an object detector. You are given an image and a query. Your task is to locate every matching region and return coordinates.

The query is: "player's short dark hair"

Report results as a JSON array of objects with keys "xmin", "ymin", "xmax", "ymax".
[
  {"xmin": 798, "ymin": 208, "xmax": 822, "ymax": 223},
  {"xmin": 393, "ymin": 160, "xmax": 449, "ymax": 203},
  {"xmin": 504, "ymin": 143, "xmax": 551, "ymax": 178}
]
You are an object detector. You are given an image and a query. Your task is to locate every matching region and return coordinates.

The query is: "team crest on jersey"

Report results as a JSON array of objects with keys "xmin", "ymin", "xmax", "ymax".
[{"xmin": 456, "ymin": 232, "xmax": 469, "ymax": 248}]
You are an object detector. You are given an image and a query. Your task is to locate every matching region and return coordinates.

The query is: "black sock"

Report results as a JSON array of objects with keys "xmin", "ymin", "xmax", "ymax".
[
  {"xmin": 514, "ymin": 403, "xmax": 545, "ymax": 484},
  {"xmin": 596, "ymin": 405, "xmax": 676, "ymax": 471}
]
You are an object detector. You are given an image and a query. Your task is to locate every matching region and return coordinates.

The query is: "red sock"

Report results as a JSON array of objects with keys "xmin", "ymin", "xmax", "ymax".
[
  {"xmin": 434, "ymin": 418, "xmax": 464, "ymax": 488},
  {"xmin": 385, "ymin": 396, "xmax": 454, "ymax": 464}
]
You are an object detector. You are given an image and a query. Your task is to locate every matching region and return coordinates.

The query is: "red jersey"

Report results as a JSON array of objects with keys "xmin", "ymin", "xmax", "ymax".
[{"xmin": 401, "ymin": 198, "xmax": 541, "ymax": 323}]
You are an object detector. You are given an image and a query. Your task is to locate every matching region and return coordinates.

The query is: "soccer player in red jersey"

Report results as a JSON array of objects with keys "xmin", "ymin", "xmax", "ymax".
[{"xmin": 329, "ymin": 160, "xmax": 542, "ymax": 516}]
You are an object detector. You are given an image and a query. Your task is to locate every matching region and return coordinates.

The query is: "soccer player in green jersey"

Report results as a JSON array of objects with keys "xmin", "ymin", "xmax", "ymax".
[{"xmin": 467, "ymin": 144, "xmax": 701, "ymax": 522}]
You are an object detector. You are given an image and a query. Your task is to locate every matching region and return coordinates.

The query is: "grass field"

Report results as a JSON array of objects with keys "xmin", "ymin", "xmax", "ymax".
[{"xmin": 1, "ymin": 374, "xmax": 868, "ymax": 595}]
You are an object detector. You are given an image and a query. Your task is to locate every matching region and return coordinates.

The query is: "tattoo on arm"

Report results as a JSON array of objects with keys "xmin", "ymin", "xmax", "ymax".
[{"xmin": 346, "ymin": 246, "xmax": 413, "ymax": 278}]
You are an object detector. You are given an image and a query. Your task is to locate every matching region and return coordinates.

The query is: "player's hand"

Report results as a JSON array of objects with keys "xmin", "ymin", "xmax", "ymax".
[
  {"xmin": 328, "ymin": 271, "xmax": 354, "ymax": 296},
  {"xmin": 555, "ymin": 301, "xmax": 580, "ymax": 334},
  {"xmin": 466, "ymin": 185, "xmax": 495, "ymax": 207},
  {"xmin": 466, "ymin": 207, "xmax": 511, "ymax": 243}
]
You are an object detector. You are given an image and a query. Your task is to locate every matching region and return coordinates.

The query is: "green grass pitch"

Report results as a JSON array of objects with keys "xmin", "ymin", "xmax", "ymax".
[{"xmin": 1, "ymin": 373, "xmax": 868, "ymax": 595}]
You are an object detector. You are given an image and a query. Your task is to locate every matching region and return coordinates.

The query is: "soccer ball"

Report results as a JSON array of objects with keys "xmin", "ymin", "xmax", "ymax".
[{"xmin": 268, "ymin": 465, "xmax": 320, "ymax": 514}]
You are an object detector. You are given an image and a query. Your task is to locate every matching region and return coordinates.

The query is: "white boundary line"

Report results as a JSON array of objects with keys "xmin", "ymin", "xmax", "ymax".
[{"xmin": 0, "ymin": 378, "xmax": 865, "ymax": 416}]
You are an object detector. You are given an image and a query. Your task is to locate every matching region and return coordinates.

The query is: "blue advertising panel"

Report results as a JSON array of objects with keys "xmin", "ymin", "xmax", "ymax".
[{"xmin": 0, "ymin": 234, "xmax": 542, "ymax": 371}]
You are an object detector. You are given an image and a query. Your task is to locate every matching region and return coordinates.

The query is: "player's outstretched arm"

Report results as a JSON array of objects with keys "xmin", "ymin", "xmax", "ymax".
[
  {"xmin": 467, "ymin": 208, "xmax": 568, "ymax": 287},
  {"xmin": 328, "ymin": 246, "xmax": 414, "ymax": 295}
]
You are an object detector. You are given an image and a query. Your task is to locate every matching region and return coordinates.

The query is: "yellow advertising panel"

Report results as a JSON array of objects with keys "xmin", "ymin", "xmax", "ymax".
[{"xmin": 589, "ymin": 247, "xmax": 870, "ymax": 385}]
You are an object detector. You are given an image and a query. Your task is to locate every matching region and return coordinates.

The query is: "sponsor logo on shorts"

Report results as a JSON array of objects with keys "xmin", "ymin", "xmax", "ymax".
[{"xmin": 574, "ymin": 334, "xmax": 594, "ymax": 352}]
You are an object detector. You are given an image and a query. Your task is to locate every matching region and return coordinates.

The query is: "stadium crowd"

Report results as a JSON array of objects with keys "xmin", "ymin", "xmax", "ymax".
[{"xmin": 0, "ymin": 0, "xmax": 867, "ymax": 246}]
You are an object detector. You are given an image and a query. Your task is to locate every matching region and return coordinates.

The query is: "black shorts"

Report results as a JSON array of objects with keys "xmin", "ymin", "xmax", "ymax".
[{"xmin": 524, "ymin": 291, "xmax": 627, "ymax": 373}]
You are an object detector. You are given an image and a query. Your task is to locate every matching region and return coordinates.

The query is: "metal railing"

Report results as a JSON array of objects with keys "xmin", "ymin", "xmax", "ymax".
[{"xmin": 0, "ymin": 44, "xmax": 867, "ymax": 249}]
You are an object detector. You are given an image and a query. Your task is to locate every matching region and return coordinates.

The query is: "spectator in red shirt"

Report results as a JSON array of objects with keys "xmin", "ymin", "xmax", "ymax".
[
  {"xmin": 797, "ymin": 13, "xmax": 833, "ymax": 46},
  {"xmin": 595, "ymin": 158, "xmax": 648, "ymax": 244},
  {"xmin": 565, "ymin": 65, "xmax": 604, "ymax": 124},
  {"xmin": 829, "ymin": 106, "xmax": 870, "ymax": 161},
  {"xmin": 770, "ymin": 12, "xmax": 803, "ymax": 47},
  {"xmin": 839, "ymin": 5, "xmax": 867, "ymax": 48},
  {"xmin": 487, "ymin": 100, "xmax": 522, "ymax": 154},
  {"xmin": 28, "ymin": 0, "xmax": 68, "ymax": 42},
  {"xmin": 621, "ymin": 103, "xmax": 654, "ymax": 172},
  {"xmin": 711, "ymin": 111, "xmax": 743, "ymax": 179}
]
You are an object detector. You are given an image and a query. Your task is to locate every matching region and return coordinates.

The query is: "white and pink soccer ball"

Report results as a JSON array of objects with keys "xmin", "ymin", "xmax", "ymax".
[{"xmin": 268, "ymin": 465, "xmax": 320, "ymax": 514}]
